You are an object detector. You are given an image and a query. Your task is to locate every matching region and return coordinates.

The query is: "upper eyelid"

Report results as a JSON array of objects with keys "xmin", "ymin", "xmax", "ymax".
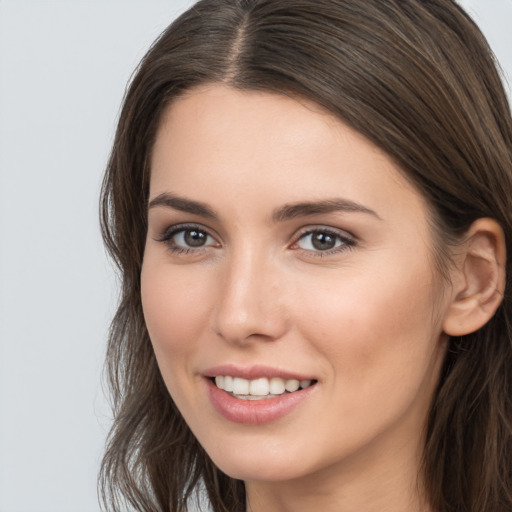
[
  {"xmin": 155, "ymin": 222, "xmax": 217, "ymax": 241},
  {"xmin": 154, "ymin": 222, "xmax": 356, "ymax": 247},
  {"xmin": 290, "ymin": 226, "xmax": 357, "ymax": 254},
  {"xmin": 155, "ymin": 224, "xmax": 220, "ymax": 254},
  {"xmin": 292, "ymin": 225, "xmax": 355, "ymax": 241}
]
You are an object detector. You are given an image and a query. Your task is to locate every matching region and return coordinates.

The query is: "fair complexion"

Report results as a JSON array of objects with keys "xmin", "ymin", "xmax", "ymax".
[{"xmin": 141, "ymin": 84, "xmax": 504, "ymax": 512}]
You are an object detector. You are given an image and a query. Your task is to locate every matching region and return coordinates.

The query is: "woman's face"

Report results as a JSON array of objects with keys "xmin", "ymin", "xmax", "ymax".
[{"xmin": 142, "ymin": 84, "xmax": 450, "ymax": 484}]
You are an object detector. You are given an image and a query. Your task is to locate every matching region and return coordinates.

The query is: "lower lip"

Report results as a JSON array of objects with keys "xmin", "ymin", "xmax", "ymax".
[{"xmin": 206, "ymin": 378, "xmax": 315, "ymax": 425}]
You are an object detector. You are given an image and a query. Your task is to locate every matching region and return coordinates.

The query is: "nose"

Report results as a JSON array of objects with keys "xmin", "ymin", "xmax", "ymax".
[{"xmin": 212, "ymin": 247, "xmax": 288, "ymax": 345}]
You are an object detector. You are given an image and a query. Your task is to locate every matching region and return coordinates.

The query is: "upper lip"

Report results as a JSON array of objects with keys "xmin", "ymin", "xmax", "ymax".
[{"xmin": 202, "ymin": 364, "xmax": 316, "ymax": 381}]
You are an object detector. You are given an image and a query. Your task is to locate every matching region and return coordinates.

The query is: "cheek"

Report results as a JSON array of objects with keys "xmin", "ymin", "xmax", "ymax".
[
  {"xmin": 140, "ymin": 260, "xmax": 214, "ymax": 376},
  {"xmin": 296, "ymin": 259, "xmax": 444, "ymax": 400}
]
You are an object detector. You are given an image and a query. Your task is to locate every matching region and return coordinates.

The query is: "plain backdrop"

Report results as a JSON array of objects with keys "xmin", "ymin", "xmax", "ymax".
[{"xmin": 0, "ymin": 1, "xmax": 511, "ymax": 511}]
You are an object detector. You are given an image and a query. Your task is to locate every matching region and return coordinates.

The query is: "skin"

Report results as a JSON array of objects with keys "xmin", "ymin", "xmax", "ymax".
[{"xmin": 141, "ymin": 84, "xmax": 457, "ymax": 512}]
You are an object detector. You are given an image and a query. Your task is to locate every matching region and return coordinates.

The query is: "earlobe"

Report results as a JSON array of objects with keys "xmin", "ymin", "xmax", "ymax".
[{"xmin": 443, "ymin": 218, "xmax": 506, "ymax": 337}]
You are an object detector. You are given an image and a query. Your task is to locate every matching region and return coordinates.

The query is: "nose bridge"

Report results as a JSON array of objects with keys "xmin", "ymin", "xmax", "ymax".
[{"xmin": 213, "ymin": 241, "xmax": 286, "ymax": 344}]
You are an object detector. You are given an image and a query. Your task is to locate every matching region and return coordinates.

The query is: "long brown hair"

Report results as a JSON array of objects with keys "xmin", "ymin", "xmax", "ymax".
[{"xmin": 99, "ymin": 1, "xmax": 512, "ymax": 511}]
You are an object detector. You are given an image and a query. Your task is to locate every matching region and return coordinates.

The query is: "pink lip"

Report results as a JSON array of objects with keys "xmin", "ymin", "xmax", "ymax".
[
  {"xmin": 203, "ymin": 365, "xmax": 317, "ymax": 425},
  {"xmin": 203, "ymin": 363, "xmax": 315, "ymax": 381}
]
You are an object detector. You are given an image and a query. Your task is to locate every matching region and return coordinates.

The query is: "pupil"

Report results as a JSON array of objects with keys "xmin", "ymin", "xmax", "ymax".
[
  {"xmin": 184, "ymin": 229, "xmax": 206, "ymax": 247},
  {"xmin": 312, "ymin": 232, "xmax": 335, "ymax": 250}
]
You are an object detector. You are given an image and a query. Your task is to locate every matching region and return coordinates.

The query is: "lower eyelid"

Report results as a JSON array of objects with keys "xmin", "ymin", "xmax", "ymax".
[
  {"xmin": 154, "ymin": 224, "xmax": 221, "ymax": 254},
  {"xmin": 295, "ymin": 240, "xmax": 356, "ymax": 259}
]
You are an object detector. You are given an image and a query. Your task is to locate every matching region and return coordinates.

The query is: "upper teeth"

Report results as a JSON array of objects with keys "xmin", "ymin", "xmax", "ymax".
[{"xmin": 214, "ymin": 376, "xmax": 313, "ymax": 396}]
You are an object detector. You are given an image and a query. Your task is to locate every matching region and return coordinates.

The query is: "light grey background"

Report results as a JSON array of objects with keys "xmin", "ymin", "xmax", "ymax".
[{"xmin": 0, "ymin": 1, "xmax": 510, "ymax": 511}]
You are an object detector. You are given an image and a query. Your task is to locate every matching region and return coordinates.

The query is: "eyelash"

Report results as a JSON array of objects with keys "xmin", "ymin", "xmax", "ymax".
[
  {"xmin": 155, "ymin": 223, "xmax": 218, "ymax": 255},
  {"xmin": 155, "ymin": 223, "xmax": 356, "ymax": 257},
  {"xmin": 292, "ymin": 227, "xmax": 356, "ymax": 257}
]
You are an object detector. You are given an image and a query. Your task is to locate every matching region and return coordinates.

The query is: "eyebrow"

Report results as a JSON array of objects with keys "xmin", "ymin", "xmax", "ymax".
[
  {"xmin": 148, "ymin": 192, "xmax": 380, "ymax": 222},
  {"xmin": 272, "ymin": 199, "xmax": 381, "ymax": 222},
  {"xmin": 148, "ymin": 192, "xmax": 217, "ymax": 218}
]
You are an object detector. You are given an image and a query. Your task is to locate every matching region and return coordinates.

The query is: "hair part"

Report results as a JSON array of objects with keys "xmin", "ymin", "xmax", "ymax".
[{"xmin": 100, "ymin": 1, "xmax": 512, "ymax": 511}]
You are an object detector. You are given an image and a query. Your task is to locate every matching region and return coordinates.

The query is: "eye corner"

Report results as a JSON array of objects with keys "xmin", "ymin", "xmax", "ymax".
[
  {"xmin": 291, "ymin": 226, "xmax": 356, "ymax": 257},
  {"xmin": 154, "ymin": 222, "xmax": 221, "ymax": 256}
]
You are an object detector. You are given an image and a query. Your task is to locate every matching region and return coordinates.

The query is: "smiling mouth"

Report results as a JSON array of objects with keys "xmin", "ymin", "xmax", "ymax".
[{"xmin": 213, "ymin": 376, "xmax": 317, "ymax": 400}]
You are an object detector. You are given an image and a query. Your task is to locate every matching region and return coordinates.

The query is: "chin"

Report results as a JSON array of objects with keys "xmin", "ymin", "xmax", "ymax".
[
  {"xmin": 200, "ymin": 436, "xmax": 321, "ymax": 483},
  {"xmin": 213, "ymin": 457, "xmax": 306, "ymax": 483}
]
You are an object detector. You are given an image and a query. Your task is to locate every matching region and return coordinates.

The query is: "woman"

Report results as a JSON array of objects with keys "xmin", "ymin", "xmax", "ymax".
[{"xmin": 99, "ymin": 1, "xmax": 512, "ymax": 511}]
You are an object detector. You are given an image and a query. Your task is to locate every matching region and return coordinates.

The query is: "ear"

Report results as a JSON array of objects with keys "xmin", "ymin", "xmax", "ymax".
[{"xmin": 443, "ymin": 218, "xmax": 506, "ymax": 337}]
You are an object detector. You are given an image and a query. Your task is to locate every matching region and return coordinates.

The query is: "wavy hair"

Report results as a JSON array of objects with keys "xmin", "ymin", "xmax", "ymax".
[{"xmin": 99, "ymin": 1, "xmax": 512, "ymax": 511}]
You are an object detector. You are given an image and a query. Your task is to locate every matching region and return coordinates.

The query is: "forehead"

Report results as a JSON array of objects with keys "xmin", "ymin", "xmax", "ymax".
[
  {"xmin": 150, "ymin": 84, "xmax": 427, "ymax": 224},
  {"xmin": 152, "ymin": 85, "xmax": 345, "ymax": 173}
]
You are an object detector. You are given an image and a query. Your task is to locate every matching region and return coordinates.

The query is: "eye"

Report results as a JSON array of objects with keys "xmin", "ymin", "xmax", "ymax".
[
  {"xmin": 156, "ymin": 224, "xmax": 219, "ymax": 253},
  {"xmin": 174, "ymin": 228, "xmax": 212, "ymax": 248},
  {"xmin": 294, "ymin": 228, "xmax": 355, "ymax": 254}
]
